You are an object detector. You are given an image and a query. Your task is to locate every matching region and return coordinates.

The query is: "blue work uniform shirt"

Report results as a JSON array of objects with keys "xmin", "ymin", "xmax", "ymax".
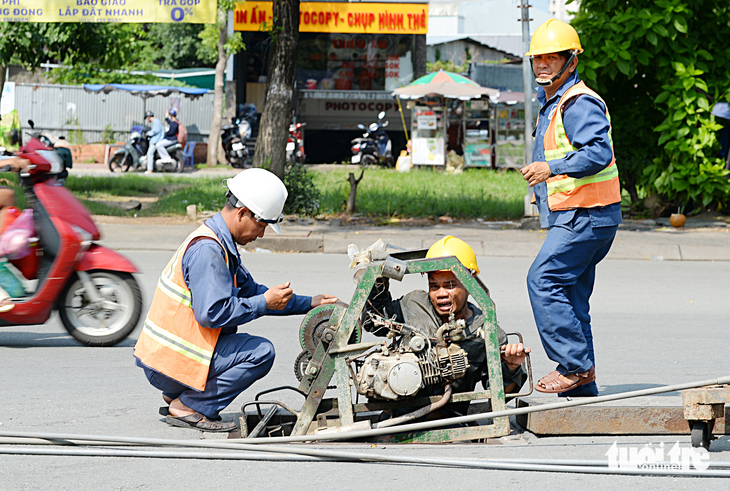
[
  {"xmin": 182, "ymin": 212, "xmax": 312, "ymax": 335},
  {"xmin": 531, "ymin": 70, "xmax": 622, "ymax": 229}
]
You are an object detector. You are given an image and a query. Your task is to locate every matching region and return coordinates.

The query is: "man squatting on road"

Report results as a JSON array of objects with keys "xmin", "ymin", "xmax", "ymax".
[
  {"xmin": 520, "ymin": 19, "xmax": 622, "ymax": 396},
  {"xmin": 134, "ymin": 168, "xmax": 338, "ymax": 432}
]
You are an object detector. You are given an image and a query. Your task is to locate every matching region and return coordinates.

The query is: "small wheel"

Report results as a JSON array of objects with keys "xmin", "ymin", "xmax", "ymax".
[
  {"xmin": 58, "ymin": 271, "xmax": 142, "ymax": 347},
  {"xmin": 294, "ymin": 350, "xmax": 311, "ymax": 382},
  {"xmin": 109, "ymin": 154, "xmax": 132, "ymax": 172},
  {"xmin": 690, "ymin": 421, "xmax": 711, "ymax": 449},
  {"xmin": 174, "ymin": 154, "xmax": 185, "ymax": 173}
]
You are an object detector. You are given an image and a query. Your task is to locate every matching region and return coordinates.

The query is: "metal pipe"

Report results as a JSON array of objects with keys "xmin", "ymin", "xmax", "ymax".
[
  {"xmin": 480, "ymin": 458, "xmax": 730, "ymax": 469},
  {"xmin": 1, "ymin": 440, "xmax": 729, "ymax": 478},
  {"xmin": 373, "ymin": 384, "xmax": 452, "ymax": 429},
  {"xmin": 2, "ymin": 376, "xmax": 729, "ymax": 446},
  {"xmin": 0, "ymin": 446, "xmax": 332, "ymax": 462}
]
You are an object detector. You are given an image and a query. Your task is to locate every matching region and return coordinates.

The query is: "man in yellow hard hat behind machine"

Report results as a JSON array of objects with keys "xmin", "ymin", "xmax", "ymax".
[
  {"xmin": 520, "ymin": 20, "xmax": 622, "ymax": 396},
  {"xmin": 361, "ymin": 236, "xmax": 530, "ymax": 417}
]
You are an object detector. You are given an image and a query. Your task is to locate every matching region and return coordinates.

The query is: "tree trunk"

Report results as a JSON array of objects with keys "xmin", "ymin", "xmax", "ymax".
[
  {"xmin": 346, "ymin": 168, "xmax": 365, "ymax": 213},
  {"xmin": 253, "ymin": 0, "xmax": 299, "ymax": 179},
  {"xmin": 207, "ymin": 11, "xmax": 228, "ymax": 167}
]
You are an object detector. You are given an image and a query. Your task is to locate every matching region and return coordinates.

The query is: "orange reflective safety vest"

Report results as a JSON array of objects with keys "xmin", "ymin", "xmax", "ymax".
[
  {"xmin": 134, "ymin": 224, "xmax": 230, "ymax": 391},
  {"xmin": 539, "ymin": 81, "xmax": 621, "ymax": 211}
]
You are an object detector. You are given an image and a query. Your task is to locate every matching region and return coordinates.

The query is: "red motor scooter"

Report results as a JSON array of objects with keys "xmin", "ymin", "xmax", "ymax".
[
  {"xmin": 0, "ymin": 136, "xmax": 143, "ymax": 346},
  {"xmin": 286, "ymin": 122, "xmax": 306, "ymax": 164}
]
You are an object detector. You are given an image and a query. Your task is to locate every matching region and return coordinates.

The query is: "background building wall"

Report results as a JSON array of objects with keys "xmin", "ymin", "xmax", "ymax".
[{"xmin": 12, "ymin": 83, "xmax": 214, "ymax": 144}]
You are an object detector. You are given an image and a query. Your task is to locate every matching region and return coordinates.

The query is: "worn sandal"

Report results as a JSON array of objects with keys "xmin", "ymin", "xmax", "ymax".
[
  {"xmin": 536, "ymin": 367, "xmax": 596, "ymax": 394},
  {"xmin": 166, "ymin": 412, "xmax": 237, "ymax": 432}
]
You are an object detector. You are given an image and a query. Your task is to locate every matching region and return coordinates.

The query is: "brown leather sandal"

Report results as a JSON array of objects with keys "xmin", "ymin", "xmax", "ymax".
[{"xmin": 536, "ymin": 367, "xmax": 596, "ymax": 394}]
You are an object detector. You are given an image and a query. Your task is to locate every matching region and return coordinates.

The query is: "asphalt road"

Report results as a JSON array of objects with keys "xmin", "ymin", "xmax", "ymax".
[{"xmin": 1, "ymin": 250, "xmax": 730, "ymax": 490}]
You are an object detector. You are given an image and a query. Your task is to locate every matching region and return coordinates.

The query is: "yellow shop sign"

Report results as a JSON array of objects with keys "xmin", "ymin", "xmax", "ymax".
[
  {"xmin": 0, "ymin": 0, "xmax": 216, "ymax": 23},
  {"xmin": 234, "ymin": 1, "xmax": 428, "ymax": 34}
]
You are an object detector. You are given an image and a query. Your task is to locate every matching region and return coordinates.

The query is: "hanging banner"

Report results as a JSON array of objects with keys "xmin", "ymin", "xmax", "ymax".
[
  {"xmin": 234, "ymin": 1, "xmax": 428, "ymax": 34},
  {"xmin": 0, "ymin": 0, "xmax": 216, "ymax": 23}
]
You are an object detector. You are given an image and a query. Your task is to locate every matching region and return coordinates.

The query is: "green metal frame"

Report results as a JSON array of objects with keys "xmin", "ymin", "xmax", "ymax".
[{"xmin": 292, "ymin": 253, "xmax": 510, "ymax": 443}]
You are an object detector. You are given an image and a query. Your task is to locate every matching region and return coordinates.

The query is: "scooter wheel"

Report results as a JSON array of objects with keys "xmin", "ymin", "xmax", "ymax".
[
  {"xmin": 58, "ymin": 271, "xmax": 142, "ymax": 347},
  {"xmin": 174, "ymin": 154, "xmax": 185, "ymax": 173},
  {"xmin": 109, "ymin": 154, "xmax": 133, "ymax": 173}
]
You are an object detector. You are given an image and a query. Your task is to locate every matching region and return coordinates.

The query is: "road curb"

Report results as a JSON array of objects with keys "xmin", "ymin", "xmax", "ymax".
[{"xmin": 241, "ymin": 235, "xmax": 324, "ymax": 253}]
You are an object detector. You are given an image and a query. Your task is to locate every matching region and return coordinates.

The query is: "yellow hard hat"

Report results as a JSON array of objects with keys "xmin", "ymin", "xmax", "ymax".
[
  {"xmin": 426, "ymin": 236, "xmax": 479, "ymax": 274},
  {"xmin": 525, "ymin": 19, "xmax": 583, "ymax": 57}
]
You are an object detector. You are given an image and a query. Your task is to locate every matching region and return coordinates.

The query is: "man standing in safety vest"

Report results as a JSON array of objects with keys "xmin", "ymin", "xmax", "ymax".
[
  {"xmin": 520, "ymin": 19, "xmax": 621, "ymax": 396},
  {"xmin": 134, "ymin": 168, "xmax": 338, "ymax": 431}
]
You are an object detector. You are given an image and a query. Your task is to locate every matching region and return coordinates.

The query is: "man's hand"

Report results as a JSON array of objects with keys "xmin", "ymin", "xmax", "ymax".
[
  {"xmin": 501, "ymin": 343, "xmax": 531, "ymax": 371},
  {"xmin": 2, "ymin": 157, "xmax": 30, "ymax": 173},
  {"xmin": 264, "ymin": 282, "xmax": 293, "ymax": 310},
  {"xmin": 520, "ymin": 161, "xmax": 551, "ymax": 186},
  {"xmin": 311, "ymin": 294, "xmax": 338, "ymax": 308}
]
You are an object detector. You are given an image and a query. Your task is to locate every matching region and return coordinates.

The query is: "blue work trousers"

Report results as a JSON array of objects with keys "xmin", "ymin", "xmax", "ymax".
[
  {"xmin": 527, "ymin": 209, "xmax": 617, "ymax": 384},
  {"xmin": 142, "ymin": 333, "xmax": 275, "ymax": 420}
]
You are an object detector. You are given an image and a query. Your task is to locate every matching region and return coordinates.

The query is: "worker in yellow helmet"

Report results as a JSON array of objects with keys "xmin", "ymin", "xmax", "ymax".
[
  {"xmin": 520, "ymin": 19, "xmax": 621, "ymax": 396},
  {"xmin": 361, "ymin": 236, "xmax": 530, "ymax": 418}
]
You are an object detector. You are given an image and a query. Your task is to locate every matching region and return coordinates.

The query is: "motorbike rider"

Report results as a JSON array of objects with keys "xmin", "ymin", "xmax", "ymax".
[
  {"xmin": 134, "ymin": 168, "xmax": 339, "ymax": 432},
  {"xmin": 144, "ymin": 111, "xmax": 164, "ymax": 175},
  {"xmin": 155, "ymin": 108, "xmax": 179, "ymax": 165},
  {"xmin": 0, "ymin": 156, "xmax": 31, "ymax": 312}
]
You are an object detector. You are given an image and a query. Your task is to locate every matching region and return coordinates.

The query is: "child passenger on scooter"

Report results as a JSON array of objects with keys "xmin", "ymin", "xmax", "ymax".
[{"xmin": 0, "ymin": 156, "xmax": 31, "ymax": 312}]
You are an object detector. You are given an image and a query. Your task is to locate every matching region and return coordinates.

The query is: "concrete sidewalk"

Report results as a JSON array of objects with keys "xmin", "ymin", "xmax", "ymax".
[
  {"xmin": 69, "ymin": 162, "xmax": 242, "ymax": 178},
  {"xmin": 95, "ymin": 215, "xmax": 730, "ymax": 261}
]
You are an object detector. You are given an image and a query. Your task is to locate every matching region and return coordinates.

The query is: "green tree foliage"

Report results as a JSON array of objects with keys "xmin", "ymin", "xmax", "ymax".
[
  {"xmin": 571, "ymin": 0, "xmax": 730, "ymax": 212},
  {"xmin": 0, "ymin": 23, "xmax": 145, "ymax": 88},
  {"xmin": 0, "ymin": 23, "xmax": 215, "ymax": 87},
  {"xmin": 146, "ymin": 23, "xmax": 209, "ymax": 69},
  {"xmin": 197, "ymin": 2, "xmax": 246, "ymax": 64}
]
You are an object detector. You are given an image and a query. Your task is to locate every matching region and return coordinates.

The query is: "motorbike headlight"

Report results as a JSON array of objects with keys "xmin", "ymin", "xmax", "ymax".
[{"xmin": 369, "ymin": 123, "xmax": 378, "ymax": 132}]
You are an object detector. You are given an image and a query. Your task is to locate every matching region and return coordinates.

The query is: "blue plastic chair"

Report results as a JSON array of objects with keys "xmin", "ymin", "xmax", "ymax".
[{"xmin": 182, "ymin": 141, "xmax": 196, "ymax": 167}]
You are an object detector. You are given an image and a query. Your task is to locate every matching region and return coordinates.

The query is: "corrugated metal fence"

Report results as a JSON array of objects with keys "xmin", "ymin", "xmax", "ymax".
[{"xmin": 14, "ymin": 83, "xmax": 215, "ymax": 144}]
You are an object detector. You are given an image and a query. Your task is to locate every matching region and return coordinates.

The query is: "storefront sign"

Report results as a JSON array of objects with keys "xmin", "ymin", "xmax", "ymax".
[
  {"xmin": 416, "ymin": 115, "xmax": 437, "ymax": 130},
  {"xmin": 298, "ymin": 97, "xmax": 404, "ymax": 131},
  {"xmin": 234, "ymin": 1, "xmax": 428, "ymax": 34},
  {"xmin": 0, "ymin": 0, "xmax": 215, "ymax": 23},
  {"xmin": 301, "ymin": 90, "xmax": 395, "ymax": 101},
  {"xmin": 464, "ymin": 140, "xmax": 491, "ymax": 167},
  {"xmin": 412, "ymin": 137, "xmax": 444, "ymax": 166}
]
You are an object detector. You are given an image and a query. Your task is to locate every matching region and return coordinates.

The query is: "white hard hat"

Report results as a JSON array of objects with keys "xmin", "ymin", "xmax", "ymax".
[{"xmin": 224, "ymin": 168, "xmax": 288, "ymax": 234}]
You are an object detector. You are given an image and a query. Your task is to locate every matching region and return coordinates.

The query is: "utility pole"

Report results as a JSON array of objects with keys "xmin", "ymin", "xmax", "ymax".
[{"xmin": 519, "ymin": 0, "xmax": 537, "ymax": 217}]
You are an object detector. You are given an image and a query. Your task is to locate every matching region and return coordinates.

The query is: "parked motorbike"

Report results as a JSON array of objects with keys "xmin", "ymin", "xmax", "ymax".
[
  {"xmin": 286, "ymin": 122, "xmax": 306, "ymax": 164},
  {"xmin": 350, "ymin": 111, "xmax": 393, "ymax": 167},
  {"xmin": 1, "ymin": 136, "xmax": 143, "ymax": 346},
  {"xmin": 221, "ymin": 117, "xmax": 251, "ymax": 169},
  {"xmin": 109, "ymin": 125, "xmax": 184, "ymax": 173}
]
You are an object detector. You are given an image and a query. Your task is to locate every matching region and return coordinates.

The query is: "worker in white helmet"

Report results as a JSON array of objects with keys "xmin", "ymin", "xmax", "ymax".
[{"xmin": 134, "ymin": 168, "xmax": 338, "ymax": 432}]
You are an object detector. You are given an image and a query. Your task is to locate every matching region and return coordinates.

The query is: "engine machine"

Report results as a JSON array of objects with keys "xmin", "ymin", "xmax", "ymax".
[
  {"xmin": 239, "ymin": 249, "xmax": 532, "ymax": 443},
  {"xmin": 353, "ymin": 316, "xmax": 469, "ymax": 400}
]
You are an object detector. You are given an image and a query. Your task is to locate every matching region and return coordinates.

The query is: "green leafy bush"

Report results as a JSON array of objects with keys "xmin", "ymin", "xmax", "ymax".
[{"xmin": 283, "ymin": 162, "xmax": 321, "ymax": 216}]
